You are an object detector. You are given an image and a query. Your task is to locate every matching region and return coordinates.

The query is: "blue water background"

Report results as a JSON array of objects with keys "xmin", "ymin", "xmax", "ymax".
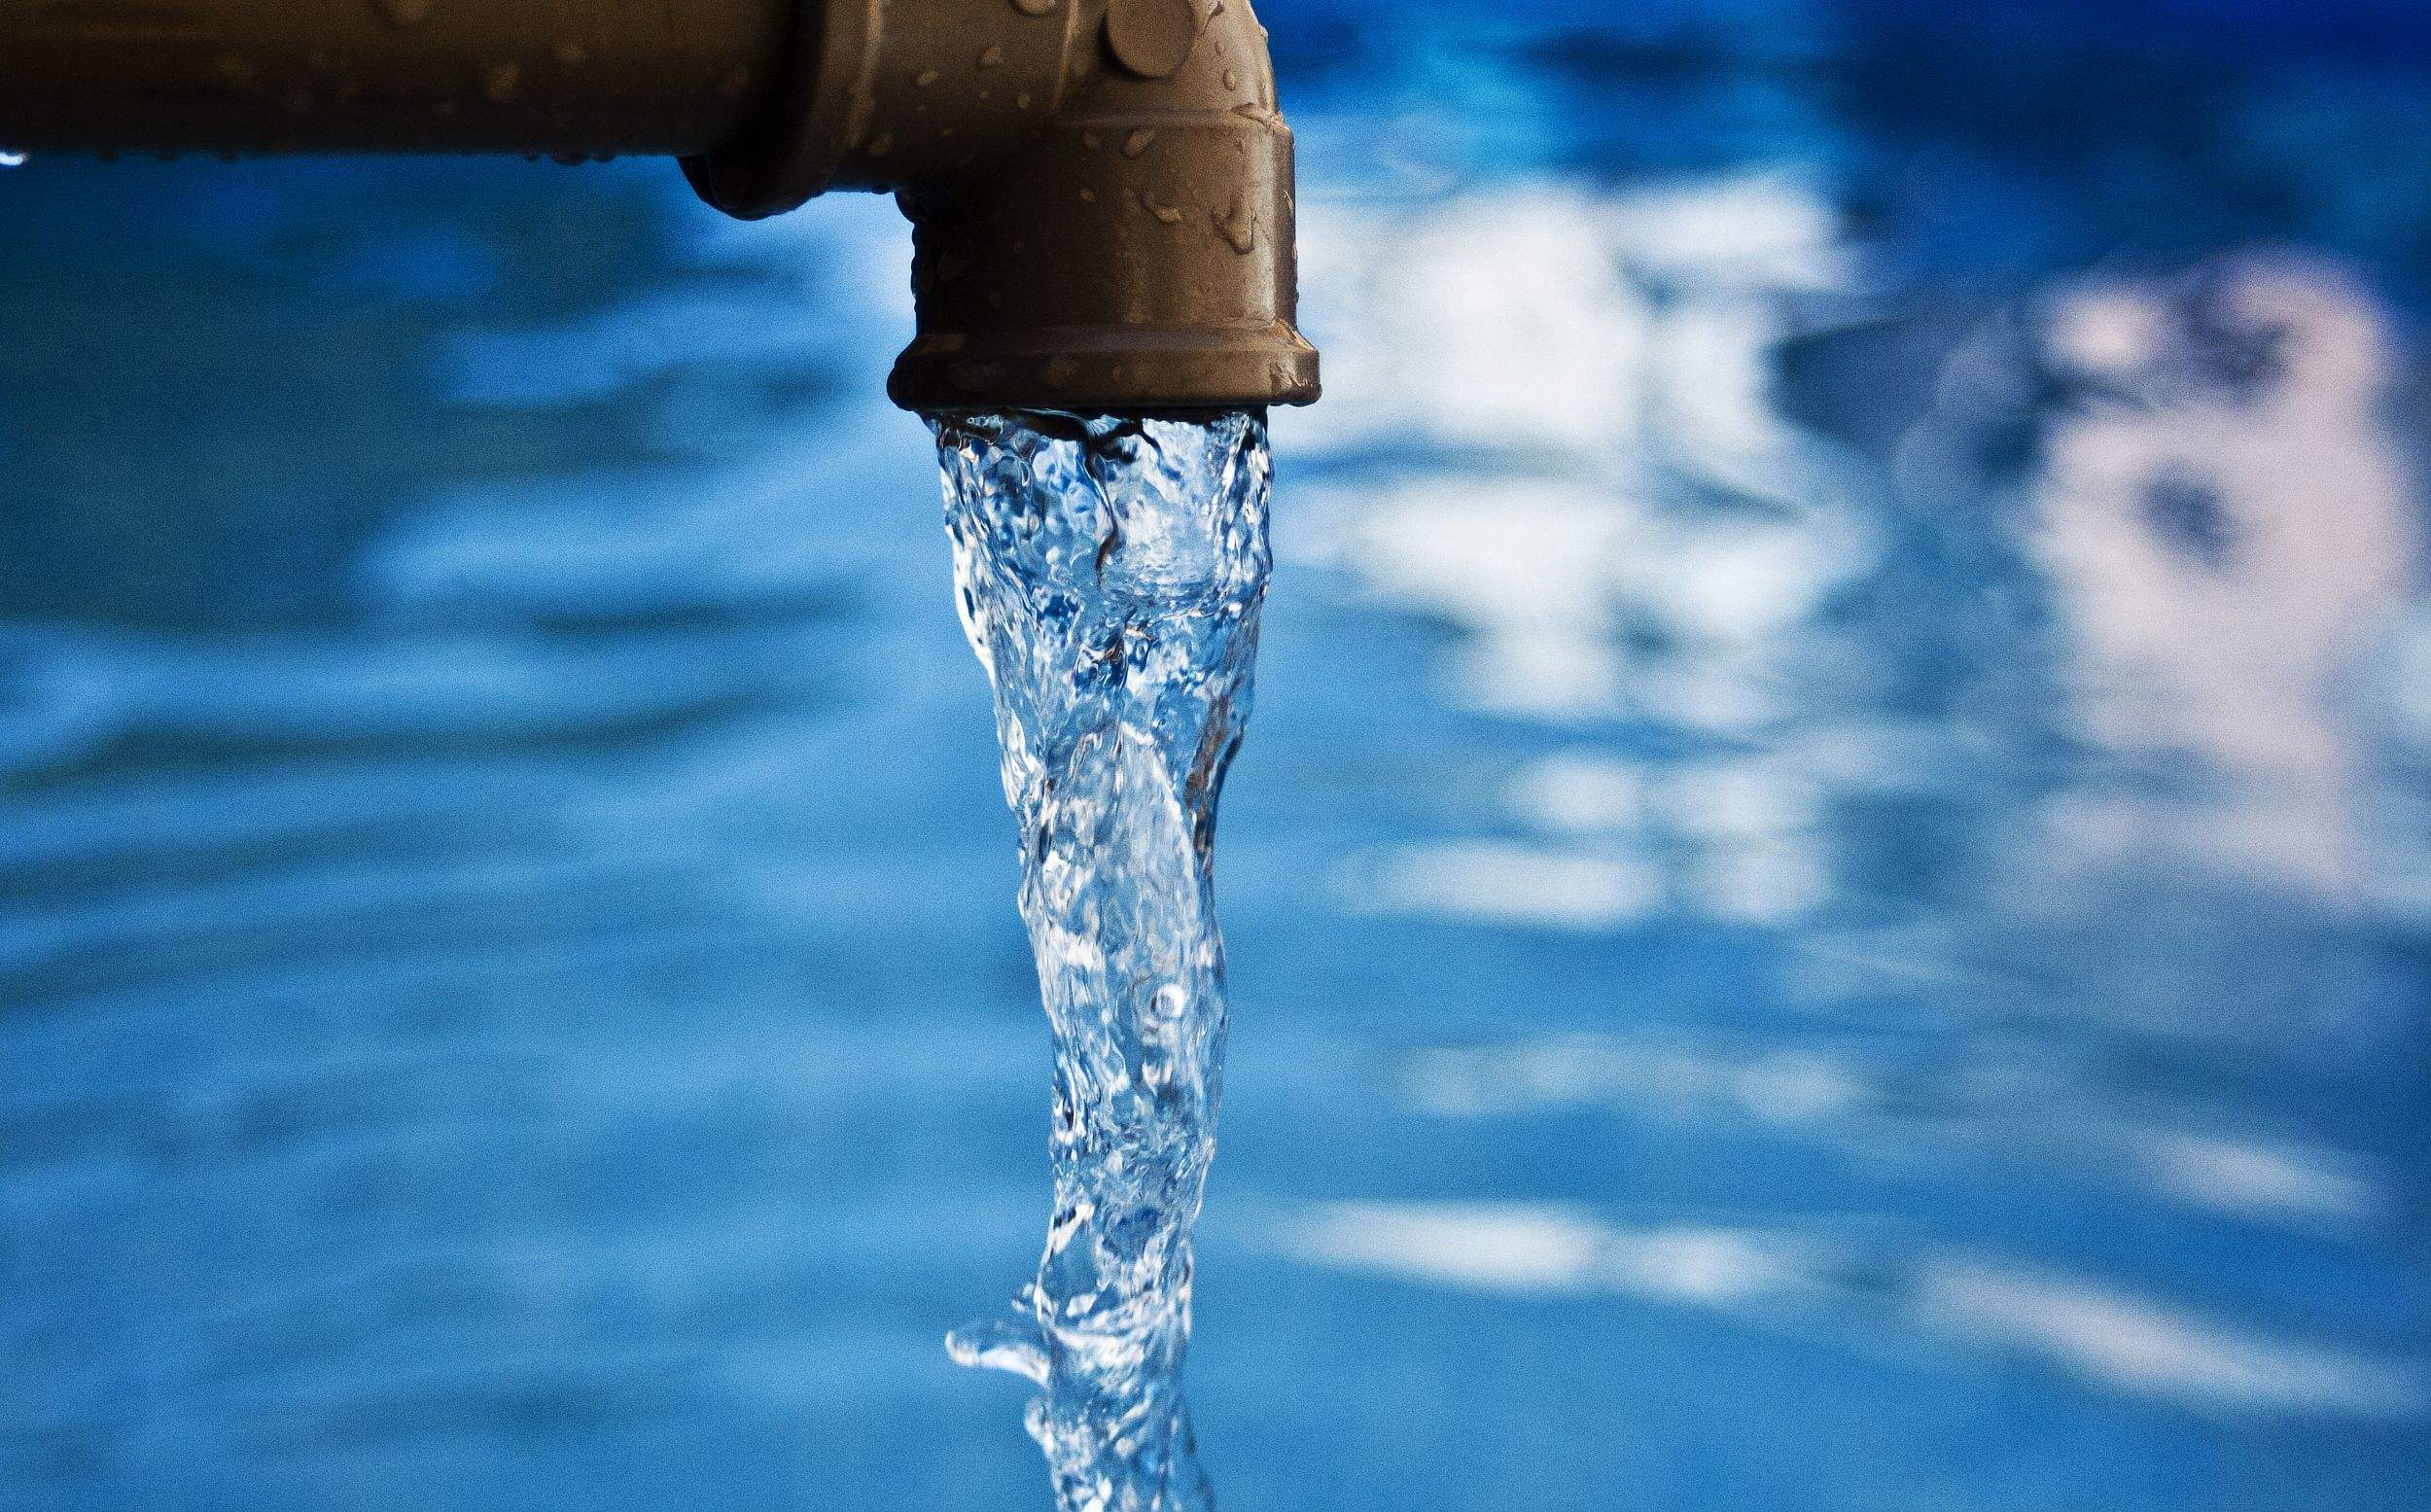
[{"xmin": 4, "ymin": 2, "xmax": 2428, "ymax": 1506}]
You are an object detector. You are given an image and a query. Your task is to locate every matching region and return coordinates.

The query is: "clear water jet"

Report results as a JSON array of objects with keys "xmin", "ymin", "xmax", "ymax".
[{"xmin": 933, "ymin": 408, "xmax": 1271, "ymax": 1512}]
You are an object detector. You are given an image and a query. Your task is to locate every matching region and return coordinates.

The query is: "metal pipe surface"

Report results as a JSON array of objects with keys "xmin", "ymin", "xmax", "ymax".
[
  {"xmin": 0, "ymin": 0, "xmax": 791, "ymax": 157},
  {"xmin": 0, "ymin": 0, "xmax": 1319, "ymax": 413}
]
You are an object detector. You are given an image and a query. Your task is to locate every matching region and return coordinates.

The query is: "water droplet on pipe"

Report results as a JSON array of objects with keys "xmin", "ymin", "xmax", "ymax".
[
  {"xmin": 1213, "ymin": 197, "xmax": 1256, "ymax": 253},
  {"xmin": 481, "ymin": 61, "xmax": 522, "ymax": 105},
  {"xmin": 376, "ymin": 0, "xmax": 435, "ymax": 28}
]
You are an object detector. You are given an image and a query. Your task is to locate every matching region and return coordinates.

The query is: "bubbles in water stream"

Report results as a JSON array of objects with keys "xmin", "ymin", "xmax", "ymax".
[{"xmin": 932, "ymin": 409, "xmax": 1272, "ymax": 1512}]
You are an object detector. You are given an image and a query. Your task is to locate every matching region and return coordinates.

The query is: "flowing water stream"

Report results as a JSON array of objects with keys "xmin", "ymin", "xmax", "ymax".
[{"xmin": 930, "ymin": 410, "xmax": 1273, "ymax": 1512}]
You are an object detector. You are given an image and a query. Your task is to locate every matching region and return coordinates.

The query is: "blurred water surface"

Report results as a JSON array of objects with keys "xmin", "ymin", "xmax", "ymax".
[{"xmin": 4, "ymin": 3, "xmax": 2428, "ymax": 1508}]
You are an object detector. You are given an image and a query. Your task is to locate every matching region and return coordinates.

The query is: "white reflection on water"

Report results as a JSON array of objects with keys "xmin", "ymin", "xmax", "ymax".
[
  {"xmin": 1304, "ymin": 474, "xmax": 1857, "ymax": 725},
  {"xmin": 1276, "ymin": 1202, "xmax": 1797, "ymax": 1303},
  {"xmin": 2032, "ymin": 253, "xmax": 2417, "ymax": 897},
  {"xmin": 1269, "ymin": 1201, "xmax": 2425, "ymax": 1420},
  {"xmin": 1396, "ymin": 1033, "xmax": 2384, "ymax": 1232},
  {"xmin": 1291, "ymin": 171, "xmax": 2431, "ymax": 938},
  {"xmin": 1282, "ymin": 175, "xmax": 1872, "ymax": 729},
  {"xmin": 1918, "ymin": 1263, "xmax": 2423, "ymax": 1418},
  {"xmin": 1345, "ymin": 841, "xmax": 1665, "ymax": 932},
  {"xmin": 1257, "ymin": 174, "xmax": 2429, "ymax": 1441},
  {"xmin": 1342, "ymin": 748, "xmax": 1833, "ymax": 930},
  {"xmin": 1288, "ymin": 174, "xmax": 1852, "ymax": 464},
  {"xmin": 1295, "ymin": 187, "xmax": 1648, "ymax": 457}
]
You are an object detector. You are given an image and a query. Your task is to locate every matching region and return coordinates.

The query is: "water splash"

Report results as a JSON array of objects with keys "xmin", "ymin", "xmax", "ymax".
[
  {"xmin": 0, "ymin": 151, "xmax": 27, "ymax": 169},
  {"xmin": 931, "ymin": 409, "xmax": 1272, "ymax": 1512}
]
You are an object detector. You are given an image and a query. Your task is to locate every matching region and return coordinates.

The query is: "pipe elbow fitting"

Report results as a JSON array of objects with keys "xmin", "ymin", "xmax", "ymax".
[{"xmin": 687, "ymin": 0, "xmax": 1318, "ymax": 414}]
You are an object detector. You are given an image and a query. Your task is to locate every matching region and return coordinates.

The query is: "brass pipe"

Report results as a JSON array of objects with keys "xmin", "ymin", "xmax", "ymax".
[
  {"xmin": 0, "ymin": 0, "xmax": 1319, "ymax": 413},
  {"xmin": 0, "ymin": 0, "xmax": 791, "ymax": 158}
]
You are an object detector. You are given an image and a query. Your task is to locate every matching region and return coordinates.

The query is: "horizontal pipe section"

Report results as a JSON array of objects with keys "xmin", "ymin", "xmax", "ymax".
[{"xmin": 0, "ymin": 0, "xmax": 793, "ymax": 157}]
